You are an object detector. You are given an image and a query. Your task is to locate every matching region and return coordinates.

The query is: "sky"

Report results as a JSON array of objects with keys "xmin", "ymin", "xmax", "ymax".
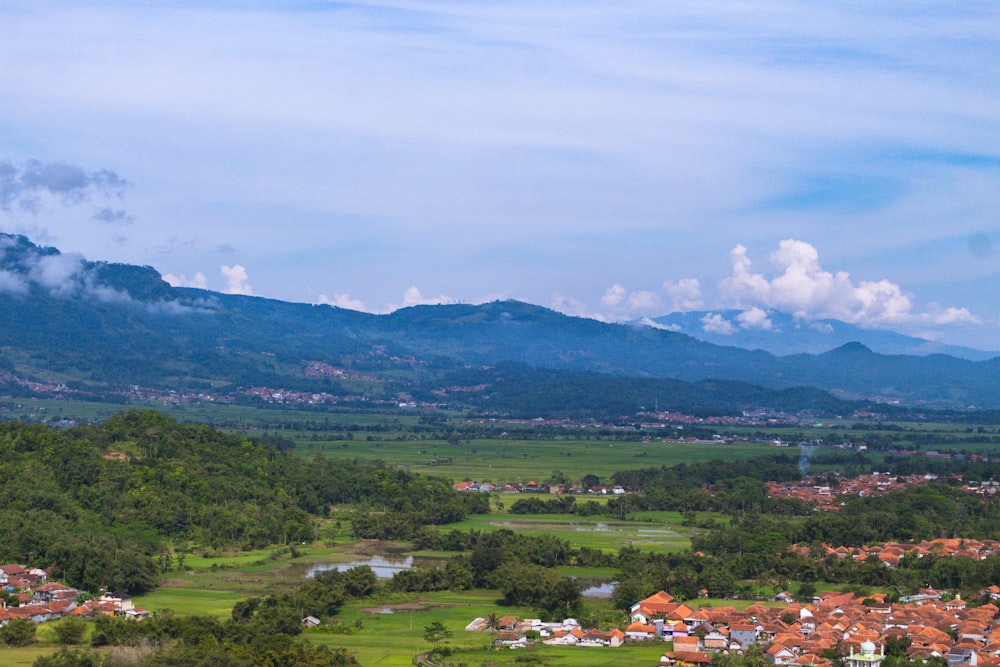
[{"xmin": 1, "ymin": 1, "xmax": 999, "ymax": 349}]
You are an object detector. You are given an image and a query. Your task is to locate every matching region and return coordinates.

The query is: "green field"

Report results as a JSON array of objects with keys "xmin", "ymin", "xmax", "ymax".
[
  {"xmin": 295, "ymin": 436, "xmax": 785, "ymax": 482},
  {"xmin": 442, "ymin": 512, "xmax": 694, "ymax": 553}
]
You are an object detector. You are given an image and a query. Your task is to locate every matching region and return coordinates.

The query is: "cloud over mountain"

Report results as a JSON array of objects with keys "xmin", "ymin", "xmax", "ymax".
[{"xmin": 717, "ymin": 239, "xmax": 979, "ymax": 328}]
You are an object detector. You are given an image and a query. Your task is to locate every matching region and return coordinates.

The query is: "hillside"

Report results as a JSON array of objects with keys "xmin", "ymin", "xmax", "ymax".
[{"xmin": 2, "ymin": 233, "xmax": 1000, "ymax": 410}]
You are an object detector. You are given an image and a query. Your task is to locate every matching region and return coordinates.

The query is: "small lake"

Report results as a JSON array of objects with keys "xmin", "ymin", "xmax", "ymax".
[
  {"xmin": 297, "ymin": 555, "xmax": 617, "ymax": 597},
  {"xmin": 575, "ymin": 576, "xmax": 618, "ymax": 598},
  {"xmin": 302, "ymin": 555, "xmax": 418, "ymax": 579}
]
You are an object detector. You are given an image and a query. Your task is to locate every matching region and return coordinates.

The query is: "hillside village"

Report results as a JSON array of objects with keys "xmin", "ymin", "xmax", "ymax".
[{"xmin": 0, "ymin": 564, "xmax": 147, "ymax": 626}]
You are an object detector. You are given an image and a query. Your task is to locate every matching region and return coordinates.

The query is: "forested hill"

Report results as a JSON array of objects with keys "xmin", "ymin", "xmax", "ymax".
[
  {"xmin": 2, "ymin": 232, "xmax": 1000, "ymax": 409},
  {"xmin": 0, "ymin": 410, "xmax": 488, "ymax": 594}
]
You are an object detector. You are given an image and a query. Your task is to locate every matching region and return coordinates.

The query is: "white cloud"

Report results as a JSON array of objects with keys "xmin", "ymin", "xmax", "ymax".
[
  {"xmin": 627, "ymin": 290, "xmax": 661, "ymax": 311},
  {"xmin": 736, "ymin": 307, "xmax": 773, "ymax": 331},
  {"xmin": 162, "ymin": 272, "xmax": 208, "ymax": 289},
  {"xmin": 0, "ymin": 270, "xmax": 28, "ymax": 295},
  {"xmin": 701, "ymin": 313, "xmax": 736, "ymax": 335},
  {"xmin": 663, "ymin": 278, "xmax": 703, "ymax": 312},
  {"xmin": 596, "ymin": 283, "xmax": 662, "ymax": 320},
  {"xmin": 717, "ymin": 239, "xmax": 976, "ymax": 328},
  {"xmin": 390, "ymin": 286, "xmax": 454, "ymax": 311},
  {"xmin": 318, "ymin": 292, "xmax": 367, "ymax": 311},
  {"xmin": 923, "ymin": 305, "xmax": 980, "ymax": 326},
  {"xmin": 551, "ymin": 295, "xmax": 608, "ymax": 321},
  {"xmin": 220, "ymin": 264, "xmax": 253, "ymax": 296},
  {"xmin": 639, "ymin": 317, "xmax": 680, "ymax": 332},
  {"xmin": 29, "ymin": 253, "xmax": 86, "ymax": 298},
  {"xmin": 601, "ymin": 283, "xmax": 626, "ymax": 308}
]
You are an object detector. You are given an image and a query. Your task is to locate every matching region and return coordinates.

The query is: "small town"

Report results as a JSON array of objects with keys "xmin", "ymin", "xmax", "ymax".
[{"xmin": 463, "ymin": 589, "xmax": 1000, "ymax": 667}]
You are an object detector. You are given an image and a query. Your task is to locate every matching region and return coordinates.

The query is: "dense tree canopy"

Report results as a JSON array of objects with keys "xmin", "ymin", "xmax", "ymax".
[{"xmin": 0, "ymin": 410, "xmax": 486, "ymax": 593}]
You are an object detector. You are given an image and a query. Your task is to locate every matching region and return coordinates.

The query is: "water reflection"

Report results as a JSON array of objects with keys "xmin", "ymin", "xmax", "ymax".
[
  {"xmin": 305, "ymin": 555, "xmax": 415, "ymax": 579},
  {"xmin": 575, "ymin": 577, "xmax": 618, "ymax": 598}
]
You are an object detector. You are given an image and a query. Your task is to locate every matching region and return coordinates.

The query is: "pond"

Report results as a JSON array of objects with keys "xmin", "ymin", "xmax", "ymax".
[
  {"xmin": 575, "ymin": 576, "xmax": 618, "ymax": 598},
  {"xmin": 300, "ymin": 555, "xmax": 419, "ymax": 579}
]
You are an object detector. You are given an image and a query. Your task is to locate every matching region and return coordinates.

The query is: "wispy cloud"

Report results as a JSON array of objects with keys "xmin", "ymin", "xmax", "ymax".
[{"xmin": 0, "ymin": 159, "xmax": 129, "ymax": 214}]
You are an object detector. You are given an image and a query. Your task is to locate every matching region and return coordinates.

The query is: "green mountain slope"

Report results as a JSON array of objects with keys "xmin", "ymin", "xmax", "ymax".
[{"xmin": 2, "ymin": 232, "xmax": 999, "ymax": 410}]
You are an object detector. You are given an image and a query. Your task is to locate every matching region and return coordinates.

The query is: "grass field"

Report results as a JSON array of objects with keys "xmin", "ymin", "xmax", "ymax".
[
  {"xmin": 294, "ymin": 436, "xmax": 785, "ymax": 482},
  {"xmin": 442, "ymin": 512, "xmax": 694, "ymax": 553}
]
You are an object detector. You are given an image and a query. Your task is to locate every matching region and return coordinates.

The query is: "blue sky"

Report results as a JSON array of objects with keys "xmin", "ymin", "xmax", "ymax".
[{"xmin": 1, "ymin": 1, "xmax": 999, "ymax": 349}]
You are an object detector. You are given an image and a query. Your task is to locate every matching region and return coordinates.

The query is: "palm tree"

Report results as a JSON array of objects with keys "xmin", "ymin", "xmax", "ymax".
[{"xmin": 484, "ymin": 612, "xmax": 501, "ymax": 650}]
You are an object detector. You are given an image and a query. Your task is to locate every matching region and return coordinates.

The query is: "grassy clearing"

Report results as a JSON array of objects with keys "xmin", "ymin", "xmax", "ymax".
[{"xmin": 443, "ymin": 512, "xmax": 694, "ymax": 553}]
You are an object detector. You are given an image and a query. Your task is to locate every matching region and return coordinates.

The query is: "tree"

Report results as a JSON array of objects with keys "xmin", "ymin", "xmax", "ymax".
[
  {"xmin": 484, "ymin": 613, "xmax": 501, "ymax": 649},
  {"xmin": 423, "ymin": 621, "xmax": 452, "ymax": 646},
  {"xmin": 32, "ymin": 647, "xmax": 108, "ymax": 667},
  {"xmin": 54, "ymin": 616, "xmax": 88, "ymax": 645},
  {"xmin": 1, "ymin": 617, "xmax": 36, "ymax": 646},
  {"xmin": 796, "ymin": 582, "xmax": 817, "ymax": 602}
]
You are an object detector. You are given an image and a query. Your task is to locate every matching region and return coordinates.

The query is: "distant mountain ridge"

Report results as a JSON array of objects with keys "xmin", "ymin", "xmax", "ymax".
[
  {"xmin": 2, "ymin": 232, "xmax": 1000, "ymax": 410},
  {"xmin": 647, "ymin": 310, "xmax": 998, "ymax": 361}
]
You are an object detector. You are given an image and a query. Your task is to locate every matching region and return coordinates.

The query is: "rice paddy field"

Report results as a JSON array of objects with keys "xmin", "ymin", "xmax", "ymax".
[
  {"xmin": 118, "ymin": 537, "xmax": 679, "ymax": 666},
  {"xmin": 294, "ymin": 436, "xmax": 783, "ymax": 482},
  {"xmin": 441, "ymin": 511, "xmax": 694, "ymax": 553}
]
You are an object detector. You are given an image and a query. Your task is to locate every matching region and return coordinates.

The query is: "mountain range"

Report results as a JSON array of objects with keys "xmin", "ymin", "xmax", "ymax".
[
  {"xmin": 646, "ymin": 311, "xmax": 998, "ymax": 361},
  {"xmin": 2, "ymin": 232, "xmax": 999, "ymax": 413}
]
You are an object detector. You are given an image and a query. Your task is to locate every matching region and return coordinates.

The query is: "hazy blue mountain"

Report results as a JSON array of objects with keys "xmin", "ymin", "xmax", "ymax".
[
  {"xmin": 3, "ymin": 232, "xmax": 1000, "ymax": 410},
  {"xmin": 647, "ymin": 310, "xmax": 998, "ymax": 361}
]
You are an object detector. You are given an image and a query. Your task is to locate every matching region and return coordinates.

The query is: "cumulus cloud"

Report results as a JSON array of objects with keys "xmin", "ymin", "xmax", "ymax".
[
  {"xmin": 394, "ymin": 286, "xmax": 454, "ymax": 309},
  {"xmin": 220, "ymin": 264, "xmax": 254, "ymax": 295},
  {"xmin": 0, "ymin": 159, "xmax": 129, "ymax": 214},
  {"xmin": 924, "ymin": 305, "xmax": 980, "ymax": 325},
  {"xmin": 736, "ymin": 306, "xmax": 773, "ymax": 330},
  {"xmin": 717, "ymin": 239, "xmax": 976, "ymax": 328},
  {"xmin": 663, "ymin": 278, "xmax": 703, "ymax": 312},
  {"xmin": 601, "ymin": 283, "xmax": 626, "ymax": 308},
  {"xmin": 318, "ymin": 292, "xmax": 367, "ymax": 311},
  {"xmin": 597, "ymin": 283, "xmax": 662, "ymax": 320},
  {"xmin": 162, "ymin": 272, "xmax": 208, "ymax": 289},
  {"xmin": 551, "ymin": 295, "xmax": 608, "ymax": 321},
  {"xmin": 701, "ymin": 313, "xmax": 736, "ymax": 335},
  {"xmin": 626, "ymin": 290, "xmax": 661, "ymax": 311}
]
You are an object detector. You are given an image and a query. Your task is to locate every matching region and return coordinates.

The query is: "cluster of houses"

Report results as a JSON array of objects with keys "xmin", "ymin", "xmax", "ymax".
[
  {"xmin": 453, "ymin": 480, "xmax": 628, "ymax": 495},
  {"xmin": 639, "ymin": 589, "xmax": 1000, "ymax": 667},
  {"xmin": 454, "ymin": 480, "xmax": 550, "ymax": 493},
  {"xmin": 465, "ymin": 614, "xmax": 626, "ymax": 648},
  {"xmin": 767, "ymin": 473, "xmax": 1000, "ymax": 511},
  {"xmin": 790, "ymin": 539, "xmax": 1000, "ymax": 566},
  {"xmin": 466, "ymin": 589, "xmax": 1000, "ymax": 667},
  {"xmin": 766, "ymin": 473, "xmax": 940, "ymax": 509},
  {"xmin": 0, "ymin": 564, "xmax": 147, "ymax": 626}
]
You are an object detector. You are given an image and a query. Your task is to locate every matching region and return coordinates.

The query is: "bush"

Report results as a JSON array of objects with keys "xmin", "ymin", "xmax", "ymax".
[
  {"xmin": 54, "ymin": 616, "xmax": 88, "ymax": 645},
  {"xmin": 1, "ymin": 617, "xmax": 36, "ymax": 646}
]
